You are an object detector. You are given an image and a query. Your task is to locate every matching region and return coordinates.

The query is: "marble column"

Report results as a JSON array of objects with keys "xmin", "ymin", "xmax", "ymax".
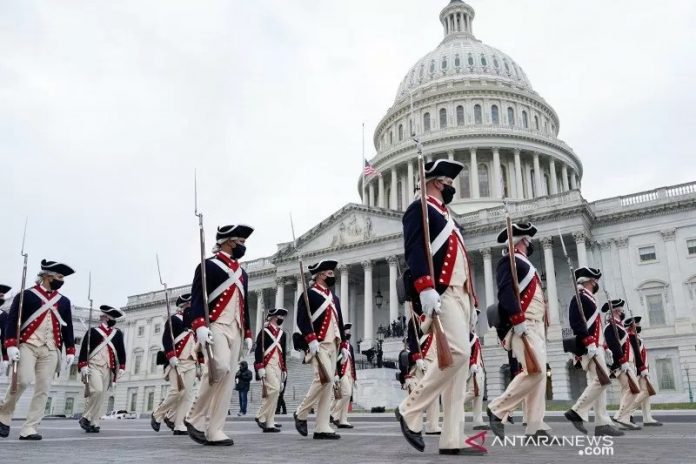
[
  {"xmin": 275, "ymin": 277, "xmax": 285, "ymax": 308},
  {"xmin": 561, "ymin": 165, "xmax": 569, "ymax": 192},
  {"xmin": 378, "ymin": 174, "xmax": 385, "ymax": 208},
  {"xmin": 570, "ymin": 172, "xmax": 578, "ymax": 190},
  {"xmin": 368, "ymin": 182, "xmax": 375, "ymax": 207},
  {"xmin": 407, "ymin": 161, "xmax": 414, "ymax": 203},
  {"xmin": 574, "ymin": 232, "xmax": 588, "ymax": 268},
  {"xmin": 470, "ymin": 148, "xmax": 480, "ymax": 199},
  {"xmin": 514, "ymin": 149, "xmax": 524, "ymax": 200},
  {"xmin": 481, "ymin": 248, "xmax": 494, "ymax": 309},
  {"xmin": 255, "ymin": 289, "xmax": 265, "ymax": 335},
  {"xmin": 525, "ymin": 162, "xmax": 534, "ymax": 198},
  {"xmin": 492, "ymin": 147, "xmax": 502, "ymax": 199},
  {"xmin": 661, "ymin": 229, "xmax": 688, "ymax": 322},
  {"xmin": 549, "ymin": 159, "xmax": 558, "ymax": 195},
  {"xmin": 541, "ymin": 237, "xmax": 560, "ymax": 325},
  {"xmin": 339, "ymin": 264, "xmax": 350, "ymax": 322},
  {"xmin": 400, "ymin": 171, "xmax": 408, "ymax": 211},
  {"xmin": 362, "ymin": 260, "xmax": 374, "ymax": 349},
  {"xmin": 533, "ymin": 152, "xmax": 542, "ymax": 198},
  {"xmin": 390, "ymin": 168, "xmax": 398, "ymax": 210},
  {"xmin": 349, "ymin": 285, "xmax": 358, "ymax": 337},
  {"xmin": 387, "ymin": 256, "xmax": 399, "ymax": 325}
]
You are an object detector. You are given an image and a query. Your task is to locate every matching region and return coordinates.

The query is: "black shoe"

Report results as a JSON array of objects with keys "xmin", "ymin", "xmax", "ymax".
[
  {"xmin": 19, "ymin": 434, "xmax": 42, "ymax": 440},
  {"xmin": 487, "ymin": 407, "xmax": 505, "ymax": 439},
  {"xmin": 293, "ymin": 412, "xmax": 308, "ymax": 437},
  {"xmin": 595, "ymin": 425, "xmax": 624, "ymax": 437},
  {"xmin": 336, "ymin": 423, "xmax": 354, "ymax": 429},
  {"xmin": 87, "ymin": 426, "xmax": 100, "ymax": 434},
  {"xmin": 564, "ymin": 409, "xmax": 587, "ymax": 434},
  {"xmin": 205, "ymin": 438, "xmax": 234, "ymax": 446},
  {"xmin": 255, "ymin": 418, "xmax": 267, "ymax": 430},
  {"xmin": 79, "ymin": 417, "xmax": 90, "ymax": 431},
  {"xmin": 395, "ymin": 408, "xmax": 424, "ymax": 452},
  {"xmin": 274, "ymin": 423, "xmax": 282, "ymax": 428},
  {"xmin": 185, "ymin": 420, "xmax": 207, "ymax": 445},
  {"xmin": 473, "ymin": 425, "xmax": 490, "ymax": 431},
  {"xmin": 263, "ymin": 427, "xmax": 281, "ymax": 433},
  {"xmin": 164, "ymin": 416, "xmax": 175, "ymax": 431},
  {"xmin": 173, "ymin": 430, "xmax": 188, "ymax": 436},
  {"xmin": 150, "ymin": 413, "xmax": 160, "ymax": 432},
  {"xmin": 629, "ymin": 415, "xmax": 635, "ymax": 424},
  {"xmin": 507, "ymin": 416, "xmax": 514, "ymax": 424},
  {"xmin": 0, "ymin": 421, "xmax": 9, "ymax": 438},
  {"xmin": 612, "ymin": 417, "xmax": 641, "ymax": 431},
  {"xmin": 644, "ymin": 421, "xmax": 663, "ymax": 427},
  {"xmin": 439, "ymin": 447, "xmax": 487, "ymax": 456},
  {"xmin": 330, "ymin": 415, "xmax": 336, "ymax": 425},
  {"xmin": 424, "ymin": 431, "xmax": 441, "ymax": 435},
  {"xmin": 313, "ymin": 432, "xmax": 340, "ymax": 440}
]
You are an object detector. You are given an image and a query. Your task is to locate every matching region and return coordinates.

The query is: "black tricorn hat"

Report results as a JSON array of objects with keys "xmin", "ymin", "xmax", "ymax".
[
  {"xmin": 267, "ymin": 308, "xmax": 288, "ymax": 319},
  {"xmin": 496, "ymin": 222, "xmax": 537, "ymax": 244},
  {"xmin": 308, "ymin": 260, "xmax": 338, "ymax": 275},
  {"xmin": 176, "ymin": 293, "xmax": 192, "ymax": 307},
  {"xmin": 624, "ymin": 316, "xmax": 642, "ymax": 327},
  {"xmin": 600, "ymin": 298, "xmax": 625, "ymax": 313},
  {"xmin": 100, "ymin": 305, "xmax": 125, "ymax": 321},
  {"xmin": 40, "ymin": 259, "xmax": 75, "ymax": 277},
  {"xmin": 0, "ymin": 284, "xmax": 11, "ymax": 294},
  {"xmin": 216, "ymin": 224, "xmax": 254, "ymax": 241},
  {"xmin": 344, "ymin": 322, "xmax": 353, "ymax": 330},
  {"xmin": 424, "ymin": 159, "xmax": 465, "ymax": 180},
  {"xmin": 574, "ymin": 267, "xmax": 602, "ymax": 282}
]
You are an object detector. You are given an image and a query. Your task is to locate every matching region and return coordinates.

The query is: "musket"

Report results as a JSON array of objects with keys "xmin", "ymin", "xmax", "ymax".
[
  {"xmin": 415, "ymin": 153, "xmax": 453, "ymax": 370},
  {"xmin": 194, "ymin": 172, "xmax": 219, "ymax": 385},
  {"xmin": 10, "ymin": 219, "xmax": 29, "ymax": 394},
  {"xmin": 503, "ymin": 204, "xmax": 540, "ymax": 374},
  {"xmin": 557, "ymin": 229, "xmax": 611, "ymax": 386},
  {"xmin": 260, "ymin": 307, "xmax": 268, "ymax": 399},
  {"xmin": 83, "ymin": 272, "xmax": 94, "ymax": 397},
  {"xmin": 603, "ymin": 294, "xmax": 640, "ymax": 394},
  {"xmin": 290, "ymin": 214, "xmax": 330, "ymax": 385},
  {"xmin": 615, "ymin": 280, "xmax": 646, "ymax": 394},
  {"xmin": 156, "ymin": 255, "xmax": 185, "ymax": 391}
]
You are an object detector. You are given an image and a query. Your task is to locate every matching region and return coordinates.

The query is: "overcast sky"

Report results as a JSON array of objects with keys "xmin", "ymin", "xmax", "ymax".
[{"xmin": 1, "ymin": 0, "xmax": 694, "ymax": 308}]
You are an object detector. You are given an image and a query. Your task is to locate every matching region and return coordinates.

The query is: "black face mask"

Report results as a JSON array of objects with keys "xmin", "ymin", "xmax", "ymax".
[
  {"xmin": 107, "ymin": 319, "xmax": 117, "ymax": 328},
  {"xmin": 591, "ymin": 282, "xmax": 599, "ymax": 294},
  {"xmin": 637, "ymin": 326, "xmax": 642, "ymax": 334},
  {"xmin": 0, "ymin": 299, "xmax": 4, "ymax": 307},
  {"xmin": 442, "ymin": 185, "xmax": 456, "ymax": 204},
  {"xmin": 526, "ymin": 241, "xmax": 535, "ymax": 257},
  {"xmin": 49, "ymin": 279, "xmax": 64, "ymax": 291},
  {"xmin": 232, "ymin": 244, "xmax": 246, "ymax": 260},
  {"xmin": 346, "ymin": 333, "xmax": 352, "ymax": 340},
  {"xmin": 324, "ymin": 276, "xmax": 336, "ymax": 287},
  {"xmin": 276, "ymin": 318, "xmax": 284, "ymax": 326}
]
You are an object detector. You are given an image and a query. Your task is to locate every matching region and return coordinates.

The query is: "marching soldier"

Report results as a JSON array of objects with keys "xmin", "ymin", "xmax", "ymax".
[
  {"xmin": 396, "ymin": 160, "xmax": 485, "ymax": 456},
  {"xmin": 78, "ymin": 305, "xmax": 127, "ymax": 433},
  {"xmin": 487, "ymin": 223, "xmax": 552, "ymax": 439},
  {"xmin": 465, "ymin": 312, "xmax": 488, "ymax": 431},
  {"xmin": 563, "ymin": 268, "xmax": 623, "ymax": 437},
  {"xmin": 0, "ymin": 260, "xmax": 76, "ymax": 440},
  {"xmin": 628, "ymin": 318, "xmax": 662, "ymax": 426},
  {"xmin": 331, "ymin": 322, "xmax": 356, "ymax": 429},
  {"xmin": 254, "ymin": 307, "xmax": 288, "ymax": 433},
  {"xmin": 604, "ymin": 301, "xmax": 640, "ymax": 431},
  {"xmin": 293, "ymin": 260, "xmax": 350, "ymax": 440},
  {"xmin": 0, "ymin": 285, "xmax": 11, "ymax": 373},
  {"xmin": 151, "ymin": 293, "xmax": 197, "ymax": 435},
  {"xmin": 185, "ymin": 224, "xmax": 254, "ymax": 446}
]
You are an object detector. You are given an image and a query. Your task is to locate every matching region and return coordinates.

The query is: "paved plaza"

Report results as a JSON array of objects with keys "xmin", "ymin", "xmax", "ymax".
[{"xmin": 2, "ymin": 413, "xmax": 694, "ymax": 464}]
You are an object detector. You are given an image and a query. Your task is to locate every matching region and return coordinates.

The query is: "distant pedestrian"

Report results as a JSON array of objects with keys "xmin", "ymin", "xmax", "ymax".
[{"xmin": 235, "ymin": 361, "xmax": 253, "ymax": 416}]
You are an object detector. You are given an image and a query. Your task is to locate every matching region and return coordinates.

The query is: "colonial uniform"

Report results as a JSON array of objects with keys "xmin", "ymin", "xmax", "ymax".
[
  {"xmin": 152, "ymin": 293, "xmax": 198, "ymax": 435},
  {"xmin": 331, "ymin": 322, "xmax": 356, "ymax": 429},
  {"xmin": 464, "ymin": 329, "xmax": 487, "ymax": 430},
  {"xmin": 294, "ymin": 260, "xmax": 349, "ymax": 440},
  {"xmin": 254, "ymin": 308, "xmax": 287, "ymax": 433},
  {"xmin": 0, "ymin": 260, "xmax": 76, "ymax": 440},
  {"xmin": 564, "ymin": 269, "xmax": 621, "ymax": 436},
  {"xmin": 403, "ymin": 314, "xmax": 440, "ymax": 434},
  {"xmin": 487, "ymin": 223, "xmax": 551, "ymax": 437},
  {"xmin": 78, "ymin": 306, "xmax": 126, "ymax": 432},
  {"xmin": 0, "ymin": 285, "xmax": 10, "ymax": 369},
  {"xmin": 397, "ymin": 160, "xmax": 482, "ymax": 455},
  {"xmin": 628, "ymin": 321, "xmax": 661, "ymax": 426},
  {"xmin": 604, "ymin": 309, "xmax": 639, "ymax": 430},
  {"xmin": 186, "ymin": 225, "xmax": 254, "ymax": 446}
]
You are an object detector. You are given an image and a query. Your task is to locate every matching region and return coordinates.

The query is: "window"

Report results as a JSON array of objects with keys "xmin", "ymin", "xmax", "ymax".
[
  {"xmin": 419, "ymin": 63, "xmax": 424, "ymax": 78},
  {"xmin": 459, "ymin": 165, "xmax": 471, "ymax": 198},
  {"xmin": 639, "ymin": 246, "xmax": 657, "ymax": 262},
  {"xmin": 429, "ymin": 60, "xmax": 435, "ymax": 73},
  {"xmin": 409, "ymin": 119, "xmax": 413, "ymax": 137},
  {"xmin": 389, "ymin": 131, "xmax": 393, "ymax": 145},
  {"xmin": 646, "ymin": 294, "xmax": 666, "ymax": 326},
  {"xmin": 154, "ymin": 324, "xmax": 161, "ymax": 335},
  {"xmin": 423, "ymin": 113, "xmax": 431, "ymax": 132},
  {"xmin": 439, "ymin": 108, "xmax": 447, "ymax": 128},
  {"xmin": 64, "ymin": 397, "xmax": 74, "ymax": 416},
  {"xmin": 534, "ymin": 115, "xmax": 539, "ymax": 130},
  {"xmin": 129, "ymin": 390, "xmax": 138, "ymax": 412},
  {"xmin": 478, "ymin": 164, "xmax": 490, "ymax": 197},
  {"xmin": 454, "ymin": 54, "xmax": 461, "ymax": 67},
  {"xmin": 474, "ymin": 104, "xmax": 482, "ymax": 124},
  {"xmin": 134, "ymin": 351, "xmax": 143, "ymax": 374},
  {"xmin": 441, "ymin": 56, "xmax": 447, "ymax": 70},
  {"xmin": 480, "ymin": 55, "xmax": 487, "ymax": 67},
  {"xmin": 656, "ymin": 359, "xmax": 675, "ymax": 390},
  {"xmin": 468, "ymin": 54, "xmax": 474, "ymax": 66},
  {"xmin": 543, "ymin": 173, "xmax": 550, "ymax": 195},
  {"xmin": 150, "ymin": 351, "xmax": 158, "ymax": 373},
  {"xmin": 137, "ymin": 326, "xmax": 144, "ymax": 337},
  {"xmin": 530, "ymin": 168, "xmax": 537, "ymax": 197},
  {"xmin": 507, "ymin": 107, "xmax": 515, "ymax": 127},
  {"xmin": 456, "ymin": 105, "xmax": 464, "ymax": 126},
  {"xmin": 44, "ymin": 397, "xmax": 53, "ymax": 415},
  {"xmin": 147, "ymin": 391, "xmax": 155, "ymax": 411},
  {"xmin": 493, "ymin": 56, "xmax": 499, "ymax": 69},
  {"xmin": 491, "ymin": 105, "xmax": 499, "ymax": 125},
  {"xmin": 687, "ymin": 239, "xmax": 696, "ymax": 255},
  {"xmin": 522, "ymin": 111, "xmax": 528, "ymax": 128},
  {"xmin": 398, "ymin": 124, "xmax": 403, "ymax": 141}
]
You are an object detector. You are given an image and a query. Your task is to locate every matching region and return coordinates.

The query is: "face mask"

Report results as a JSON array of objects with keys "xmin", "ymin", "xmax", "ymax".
[
  {"xmin": 0, "ymin": 299, "xmax": 4, "ymax": 307},
  {"xmin": 637, "ymin": 326, "xmax": 642, "ymax": 334},
  {"xmin": 526, "ymin": 240, "xmax": 535, "ymax": 257},
  {"xmin": 232, "ymin": 244, "xmax": 246, "ymax": 259},
  {"xmin": 346, "ymin": 333, "xmax": 352, "ymax": 340},
  {"xmin": 276, "ymin": 317, "xmax": 284, "ymax": 325},
  {"xmin": 441, "ymin": 185, "xmax": 456, "ymax": 204},
  {"xmin": 49, "ymin": 279, "xmax": 64, "ymax": 291},
  {"xmin": 324, "ymin": 276, "xmax": 336, "ymax": 287},
  {"xmin": 107, "ymin": 319, "xmax": 117, "ymax": 328},
  {"xmin": 591, "ymin": 282, "xmax": 599, "ymax": 294}
]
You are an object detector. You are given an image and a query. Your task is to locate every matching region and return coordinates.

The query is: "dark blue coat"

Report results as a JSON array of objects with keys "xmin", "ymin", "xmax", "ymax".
[
  {"xmin": 604, "ymin": 321, "xmax": 629, "ymax": 370},
  {"xmin": 0, "ymin": 311, "xmax": 7, "ymax": 360},
  {"xmin": 495, "ymin": 253, "xmax": 539, "ymax": 325},
  {"xmin": 568, "ymin": 289, "xmax": 601, "ymax": 354},
  {"xmin": 405, "ymin": 315, "xmax": 433, "ymax": 364},
  {"xmin": 296, "ymin": 285, "xmax": 347, "ymax": 346},
  {"xmin": 162, "ymin": 312, "xmax": 193, "ymax": 359},
  {"xmin": 78, "ymin": 325, "xmax": 126, "ymax": 378}
]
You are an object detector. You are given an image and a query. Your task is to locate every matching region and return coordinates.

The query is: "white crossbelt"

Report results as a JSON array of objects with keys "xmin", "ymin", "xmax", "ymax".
[
  {"xmin": 513, "ymin": 252, "xmax": 537, "ymax": 292},
  {"xmin": 209, "ymin": 258, "xmax": 244, "ymax": 302},
  {"xmin": 172, "ymin": 314, "xmax": 192, "ymax": 344},
  {"xmin": 90, "ymin": 326, "xmax": 118, "ymax": 361},
  {"xmin": 309, "ymin": 288, "xmax": 336, "ymax": 323},
  {"xmin": 262, "ymin": 328, "xmax": 283, "ymax": 357},
  {"xmin": 418, "ymin": 333, "xmax": 429, "ymax": 346},
  {"xmin": 21, "ymin": 289, "xmax": 66, "ymax": 330}
]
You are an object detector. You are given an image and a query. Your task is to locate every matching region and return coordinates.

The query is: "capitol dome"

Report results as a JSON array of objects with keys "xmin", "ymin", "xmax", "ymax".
[{"xmin": 360, "ymin": 0, "xmax": 583, "ymax": 215}]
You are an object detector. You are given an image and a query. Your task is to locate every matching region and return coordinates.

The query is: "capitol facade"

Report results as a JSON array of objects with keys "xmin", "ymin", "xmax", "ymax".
[{"xmin": 4, "ymin": 0, "xmax": 695, "ymax": 417}]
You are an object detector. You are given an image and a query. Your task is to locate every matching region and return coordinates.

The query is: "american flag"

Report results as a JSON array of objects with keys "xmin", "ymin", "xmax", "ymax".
[{"xmin": 363, "ymin": 159, "xmax": 379, "ymax": 178}]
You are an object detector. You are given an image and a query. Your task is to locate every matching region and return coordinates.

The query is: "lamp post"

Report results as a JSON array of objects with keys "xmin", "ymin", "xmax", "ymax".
[{"xmin": 376, "ymin": 329, "xmax": 385, "ymax": 368}]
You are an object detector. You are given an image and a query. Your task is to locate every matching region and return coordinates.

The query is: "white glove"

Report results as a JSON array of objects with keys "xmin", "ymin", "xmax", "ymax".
[
  {"xmin": 244, "ymin": 337, "xmax": 253, "ymax": 355},
  {"xmin": 586, "ymin": 344, "xmax": 598, "ymax": 358},
  {"xmin": 169, "ymin": 356, "xmax": 179, "ymax": 368},
  {"xmin": 620, "ymin": 362, "xmax": 630, "ymax": 373},
  {"xmin": 419, "ymin": 288, "xmax": 441, "ymax": 316},
  {"xmin": 308, "ymin": 340, "xmax": 319, "ymax": 355},
  {"xmin": 7, "ymin": 346, "xmax": 20, "ymax": 362},
  {"xmin": 640, "ymin": 370, "xmax": 649, "ymax": 378},
  {"xmin": 80, "ymin": 366, "xmax": 91, "ymax": 377},
  {"xmin": 196, "ymin": 326, "xmax": 214, "ymax": 347},
  {"xmin": 65, "ymin": 354, "xmax": 75, "ymax": 366},
  {"xmin": 604, "ymin": 349, "xmax": 614, "ymax": 365},
  {"xmin": 334, "ymin": 375, "xmax": 340, "ymax": 384},
  {"xmin": 469, "ymin": 364, "xmax": 479, "ymax": 375},
  {"xmin": 404, "ymin": 377, "xmax": 416, "ymax": 392},
  {"xmin": 258, "ymin": 368, "xmax": 266, "ymax": 379},
  {"xmin": 470, "ymin": 310, "xmax": 479, "ymax": 331},
  {"xmin": 416, "ymin": 358, "xmax": 427, "ymax": 373},
  {"xmin": 513, "ymin": 322, "xmax": 528, "ymax": 336},
  {"xmin": 118, "ymin": 368, "xmax": 125, "ymax": 379},
  {"xmin": 341, "ymin": 348, "xmax": 350, "ymax": 363}
]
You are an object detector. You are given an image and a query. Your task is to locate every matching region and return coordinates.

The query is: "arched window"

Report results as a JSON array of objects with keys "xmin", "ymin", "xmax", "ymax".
[
  {"xmin": 439, "ymin": 108, "xmax": 447, "ymax": 128},
  {"xmin": 534, "ymin": 115, "xmax": 539, "ymax": 130},
  {"xmin": 441, "ymin": 56, "xmax": 447, "ymax": 70},
  {"xmin": 423, "ymin": 112, "xmax": 431, "ymax": 132},
  {"xmin": 478, "ymin": 164, "xmax": 490, "ymax": 197},
  {"xmin": 456, "ymin": 105, "xmax": 464, "ymax": 126},
  {"xmin": 480, "ymin": 55, "xmax": 487, "ymax": 67},
  {"xmin": 501, "ymin": 165, "xmax": 509, "ymax": 198},
  {"xmin": 507, "ymin": 107, "xmax": 515, "ymax": 127},
  {"xmin": 389, "ymin": 131, "xmax": 393, "ymax": 145},
  {"xmin": 398, "ymin": 124, "xmax": 403, "ymax": 141},
  {"xmin": 409, "ymin": 119, "xmax": 413, "ymax": 136},
  {"xmin": 544, "ymin": 173, "xmax": 550, "ymax": 195},
  {"xmin": 459, "ymin": 164, "xmax": 471, "ymax": 198},
  {"xmin": 493, "ymin": 56, "xmax": 499, "ymax": 69},
  {"xmin": 530, "ymin": 168, "xmax": 537, "ymax": 197},
  {"xmin": 419, "ymin": 63, "xmax": 424, "ymax": 79},
  {"xmin": 491, "ymin": 105, "xmax": 499, "ymax": 125},
  {"xmin": 454, "ymin": 54, "xmax": 461, "ymax": 67},
  {"xmin": 468, "ymin": 54, "xmax": 474, "ymax": 66},
  {"xmin": 397, "ymin": 180, "xmax": 403, "ymax": 210},
  {"xmin": 474, "ymin": 104, "xmax": 482, "ymax": 124},
  {"xmin": 638, "ymin": 280, "xmax": 669, "ymax": 326},
  {"xmin": 522, "ymin": 111, "xmax": 529, "ymax": 128},
  {"xmin": 430, "ymin": 60, "xmax": 435, "ymax": 74},
  {"xmin": 133, "ymin": 348, "xmax": 144, "ymax": 375}
]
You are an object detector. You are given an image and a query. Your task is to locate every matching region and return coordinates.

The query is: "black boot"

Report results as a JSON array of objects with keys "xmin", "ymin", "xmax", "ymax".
[
  {"xmin": 395, "ymin": 409, "xmax": 424, "ymax": 452},
  {"xmin": 293, "ymin": 412, "xmax": 308, "ymax": 437},
  {"xmin": 564, "ymin": 409, "xmax": 587, "ymax": 434}
]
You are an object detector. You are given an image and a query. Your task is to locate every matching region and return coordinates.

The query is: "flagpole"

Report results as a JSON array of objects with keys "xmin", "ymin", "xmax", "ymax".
[{"xmin": 362, "ymin": 122, "xmax": 366, "ymax": 205}]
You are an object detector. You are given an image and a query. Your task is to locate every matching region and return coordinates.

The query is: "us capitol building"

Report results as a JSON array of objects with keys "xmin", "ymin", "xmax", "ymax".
[{"xmin": 5, "ymin": 0, "xmax": 695, "ymax": 417}]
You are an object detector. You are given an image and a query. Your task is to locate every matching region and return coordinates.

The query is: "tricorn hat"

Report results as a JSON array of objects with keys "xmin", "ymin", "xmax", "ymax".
[
  {"xmin": 424, "ymin": 159, "xmax": 465, "ymax": 181},
  {"xmin": 574, "ymin": 267, "xmax": 601, "ymax": 283},
  {"xmin": 40, "ymin": 259, "xmax": 75, "ymax": 277},
  {"xmin": 216, "ymin": 224, "xmax": 254, "ymax": 242},
  {"xmin": 267, "ymin": 308, "xmax": 288, "ymax": 319},
  {"xmin": 100, "ymin": 305, "xmax": 125, "ymax": 321},
  {"xmin": 308, "ymin": 260, "xmax": 338, "ymax": 275},
  {"xmin": 344, "ymin": 322, "xmax": 353, "ymax": 331},
  {"xmin": 0, "ymin": 284, "xmax": 11, "ymax": 294},
  {"xmin": 600, "ymin": 298, "xmax": 625, "ymax": 313},
  {"xmin": 496, "ymin": 222, "xmax": 538, "ymax": 244},
  {"xmin": 623, "ymin": 316, "xmax": 642, "ymax": 327},
  {"xmin": 176, "ymin": 293, "xmax": 192, "ymax": 308}
]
